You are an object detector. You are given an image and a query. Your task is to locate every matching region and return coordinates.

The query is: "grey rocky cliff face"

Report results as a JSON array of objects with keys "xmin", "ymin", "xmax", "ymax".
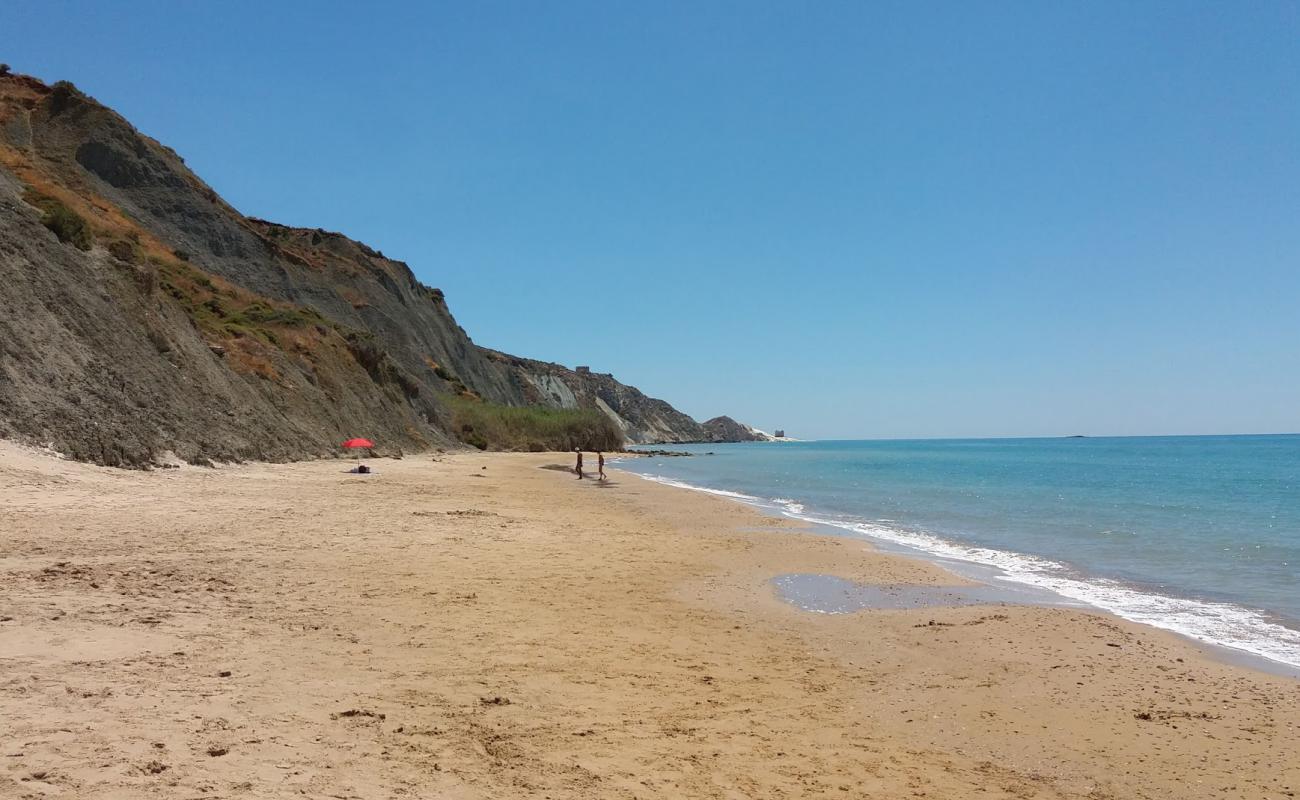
[
  {"xmin": 486, "ymin": 355, "xmax": 707, "ymax": 444},
  {"xmin": 0, "ymin": 169, "xmax": 443, "ymax": 466},
  {"xmin": 0, "ymin": 74, "xmax": 718, "ymax": 464}
]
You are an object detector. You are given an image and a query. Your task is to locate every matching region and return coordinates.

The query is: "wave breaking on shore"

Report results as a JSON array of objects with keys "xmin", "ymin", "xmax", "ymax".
[{"xmin": 627, "ymin": 471, "xmax": 1300, "ymax": 672}]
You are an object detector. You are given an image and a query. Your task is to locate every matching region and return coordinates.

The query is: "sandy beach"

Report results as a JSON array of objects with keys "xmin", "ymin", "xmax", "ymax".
[{"xmin": 1, "ymin": 444, "xmax": 1297, "ymax": 799}]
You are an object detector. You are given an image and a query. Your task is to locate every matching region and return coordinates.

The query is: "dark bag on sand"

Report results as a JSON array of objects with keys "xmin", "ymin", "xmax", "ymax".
[{"xmin": 357, "ymin": 465, "xmax": 371, "ymax": 474}]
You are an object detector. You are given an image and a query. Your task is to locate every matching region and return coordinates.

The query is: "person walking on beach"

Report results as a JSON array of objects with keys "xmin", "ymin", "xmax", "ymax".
[
  {"xmin": 574, "ymin": 449, "xmax": 584, "ymax": 480},
  {"xmin": 597, "ymin": 452, "xmax": 606, "ymax": 481}
]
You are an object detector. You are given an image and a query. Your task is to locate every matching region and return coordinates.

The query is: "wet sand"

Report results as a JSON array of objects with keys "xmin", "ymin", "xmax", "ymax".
[{"xmin": 1, "ymin": 444, "xmax": 1297, "ymax": 798}]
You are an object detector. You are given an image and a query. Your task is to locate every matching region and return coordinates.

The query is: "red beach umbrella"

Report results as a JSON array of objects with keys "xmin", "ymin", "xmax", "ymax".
[{"xmin": 341, "ymin": 438, "xmax": 374, "ymax": 449}]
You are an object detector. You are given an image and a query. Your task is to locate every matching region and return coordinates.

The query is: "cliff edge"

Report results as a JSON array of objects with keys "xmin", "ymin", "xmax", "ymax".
[{"xmin": 0, "ymin": 72, "xmax": 759, "ymax": 465}]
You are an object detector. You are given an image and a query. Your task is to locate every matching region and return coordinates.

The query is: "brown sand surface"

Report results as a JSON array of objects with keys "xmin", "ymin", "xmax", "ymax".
[{"xmin": 1, "ymin": 444, "xmax": 1297, "ymax": 799}]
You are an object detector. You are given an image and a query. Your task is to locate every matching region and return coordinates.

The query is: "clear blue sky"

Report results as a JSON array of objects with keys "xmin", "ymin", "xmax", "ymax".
[{"xmin": 5, "ymin": 1, "xmax": 1298, "ymax": 438}]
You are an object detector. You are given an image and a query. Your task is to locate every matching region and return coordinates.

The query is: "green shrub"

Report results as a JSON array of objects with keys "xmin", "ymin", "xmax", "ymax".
[
  {"xmin": 227, "ymin": 303, "xmax": 317, "ymax": 328},
  {"xmin": 442, "ymin": 395, "xmax": 623, "ymax": 452},
  {"xmin": 33, "ymin": 197, "xmax": 93, "ymax": 250},
  {"xmin": 48, "ymin": 81, "xmax": 83, "ymax": 115},
  {"xmin": 107, "ymin": 239, "xmax": 139, "ymax": 264}
]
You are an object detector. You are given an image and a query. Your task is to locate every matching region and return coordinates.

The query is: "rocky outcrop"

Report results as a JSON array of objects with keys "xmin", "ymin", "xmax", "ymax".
[
  {"xmin": 701, "ymin": 416, "xmax": 773, "ymax": 443},
  {"xmin": 0, "ymin": 72, "xmax": 742, "ymax": 464}
]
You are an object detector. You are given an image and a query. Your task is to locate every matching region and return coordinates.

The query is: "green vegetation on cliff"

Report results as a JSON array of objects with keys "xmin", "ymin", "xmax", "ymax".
[
  {"xmin": 444, "ymin": 396, "xmax": 623, "ymax": 452},
  {"xmin": 25, "ymin": 190, "xmax": 93, "ymax": 250}
]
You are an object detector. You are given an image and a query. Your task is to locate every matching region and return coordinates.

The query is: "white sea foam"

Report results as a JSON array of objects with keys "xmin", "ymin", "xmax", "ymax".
[
  {"xmin": 626, "ymin": 471, "xmax": 1300, "ymax": 670},
  {"xmin": 634, "ymin": 474, "xmax": 762, "ymax": 502},
  {"xmin": 771, "ymin": 498, "xmax": 805, "ymax": 514}
]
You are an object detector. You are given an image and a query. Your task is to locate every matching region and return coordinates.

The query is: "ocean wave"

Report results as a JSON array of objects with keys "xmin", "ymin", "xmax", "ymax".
[
  {"xmin": 634, "ymin": 474, "xmax": 762, "ymax": 502},
  {"xmin": 771, "ymin": 497, "xmax": 805, "ymax": 514},
  {"xmin": 625, "ymin": 471, "xmax": 1300, "ymax": 670}
]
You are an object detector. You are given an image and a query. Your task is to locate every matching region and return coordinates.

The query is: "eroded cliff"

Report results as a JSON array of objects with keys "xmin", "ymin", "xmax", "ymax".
[{"xmin": 0, "ymin": 73, "xmax": 748, "ymax": 465}]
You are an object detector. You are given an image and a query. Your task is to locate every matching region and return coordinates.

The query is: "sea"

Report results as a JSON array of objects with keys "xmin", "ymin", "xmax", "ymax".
[{"xmin": 616, "ymin": 435, "xmax": 1300, "ymax": 672}]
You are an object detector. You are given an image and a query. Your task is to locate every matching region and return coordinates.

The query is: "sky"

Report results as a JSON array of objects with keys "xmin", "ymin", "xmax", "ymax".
[{"xmin": 3, "ymin": 1, "xmax": 1298, "ymax": 439}]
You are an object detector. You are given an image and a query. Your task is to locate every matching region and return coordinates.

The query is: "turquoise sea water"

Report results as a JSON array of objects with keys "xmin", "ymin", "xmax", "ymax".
[{"xmin": 617, "ymin": 435, "xmax": 1300, "ymax": 669}]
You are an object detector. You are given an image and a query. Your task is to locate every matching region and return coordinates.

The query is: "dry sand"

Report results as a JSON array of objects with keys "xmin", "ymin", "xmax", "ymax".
[{"xmin": 1, "ymin": 443, "xmax": 1297, "ymax": 799}]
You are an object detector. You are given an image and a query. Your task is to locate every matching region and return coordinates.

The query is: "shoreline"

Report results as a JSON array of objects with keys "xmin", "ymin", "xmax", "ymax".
[
  {"xmin": 614, "ymin": 454, "xmax": 1300, "ymax": 677},
  {"xmin": 3, "ymin": 444, "xmax": 1298, "ymax": 798}
]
